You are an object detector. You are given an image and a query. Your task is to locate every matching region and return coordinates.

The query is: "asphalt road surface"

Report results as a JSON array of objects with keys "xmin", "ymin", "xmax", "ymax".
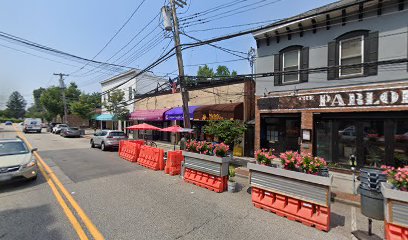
[{"xmin": 0, "ymin": 124, "xmax": 385, "ymax": 240}]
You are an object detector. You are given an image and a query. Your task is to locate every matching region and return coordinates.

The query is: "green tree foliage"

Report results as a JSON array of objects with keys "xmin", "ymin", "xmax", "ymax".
[
  {"xmin": 6, "ymin": 91, "xmax": 26, "ymax": 118},
  {"xmin": 70, "ymin": 92, "xmax": 101, "ymax": 119},
  {"xmin": 203, "ymin": 120, "xmax": 246, "ymax": 146},
  {"xmin": 215, "ymin": 65, "xmax": 230, "ymax": 77},
  {"xmin": 103, "ymin": 89, "xmax": 129, "ymax": 120},
  {"xmin": 65, "ymin": 82, "xmax": 81, "ymax": 107},
  {"xmin": 197, "ymin": 64, "xmax": 214, "ymax": 78},
  {"xmin": 25, "ymin": 87, "xmax": 46, "ymax": 119}
]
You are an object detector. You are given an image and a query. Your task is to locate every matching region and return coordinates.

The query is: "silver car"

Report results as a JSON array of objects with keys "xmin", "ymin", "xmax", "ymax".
[
  {"xmin": 90, "ymin": 130, "xmax": 128, "ymax": 151},
  {"xmin": 60, "ymin": 127, "xmax": 81, "ymax": 138},
  {"xmin": 0, "ymin": 138, "xmax": 38, "ymax": 182}
]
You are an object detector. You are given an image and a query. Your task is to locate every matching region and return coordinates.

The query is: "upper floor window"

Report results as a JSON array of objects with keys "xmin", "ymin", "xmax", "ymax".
[
  {"xmin": 328, "ymin": 30, "xmax": 378, "ymax": 80},
  {"xmin": 283, "ymin": 50, "xmax": 300, "ymax": 83},
  {"xmin": 339, "ymin": 36, "xmax": 363, "ymax": 76},
  {"xmin": 274, "ymin": 45, "xmax": 309, "ymax": 86}
]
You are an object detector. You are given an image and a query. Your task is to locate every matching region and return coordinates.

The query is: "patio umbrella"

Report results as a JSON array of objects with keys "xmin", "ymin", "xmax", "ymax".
[
  {"xmin": 126, "ymin": 123, "xmax": 161, "ymax": 141},
  {"xmin": 160, "ymin": 125, "xmax": 193, "ymax": 150}
]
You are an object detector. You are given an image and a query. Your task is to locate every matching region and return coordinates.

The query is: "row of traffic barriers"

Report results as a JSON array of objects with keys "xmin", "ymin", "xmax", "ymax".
[
  {"xmin": 118, "ymin": 140, "xmax": 144, "ymax": 162},
  {"xmin": 137, "ymin": 145, "xmax": 165, "ymax": 171},
  {"xmin": 164, "ymin": 151, "xmax": 183, "ymax": 176}
]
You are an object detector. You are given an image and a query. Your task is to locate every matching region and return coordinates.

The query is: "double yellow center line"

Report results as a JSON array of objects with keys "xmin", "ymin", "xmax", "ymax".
[{"xmin": 13, "ymin": 126, "xmax": 104, "ymax": 240}]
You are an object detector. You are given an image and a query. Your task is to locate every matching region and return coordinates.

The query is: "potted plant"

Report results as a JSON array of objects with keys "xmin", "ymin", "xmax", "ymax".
[
  {"xmin": 248, "ymin": 150, "xmax": 332, "ymax": 232},
  {"xmin": 228, "ymin": 166, "xmax": 237, "ymax": 193},
  {"xmin": 380, "ymin": 165, "xmax": 408, "ymax": 239}
]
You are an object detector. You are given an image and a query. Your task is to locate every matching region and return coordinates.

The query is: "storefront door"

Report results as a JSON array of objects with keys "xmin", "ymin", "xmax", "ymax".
[{"xmin": 260, "ymin": 115, "xmax": 301, "ymax": 154}]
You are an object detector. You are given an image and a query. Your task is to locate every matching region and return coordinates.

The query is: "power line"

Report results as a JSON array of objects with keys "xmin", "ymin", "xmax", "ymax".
[{"xmin": 70, "ymin": 0, "xmax": 147, "ymax": 75}]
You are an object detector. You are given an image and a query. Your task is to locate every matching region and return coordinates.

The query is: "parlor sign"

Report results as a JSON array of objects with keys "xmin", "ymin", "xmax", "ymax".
[{"xmin": 258, "ymin": 87, "xmax": 408, "ymax": 110}]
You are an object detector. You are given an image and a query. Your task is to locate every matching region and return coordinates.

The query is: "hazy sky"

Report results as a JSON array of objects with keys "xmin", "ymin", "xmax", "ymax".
[{"xmin": 0, "ymin": 0, "xmax": 334, "ymax": 108}]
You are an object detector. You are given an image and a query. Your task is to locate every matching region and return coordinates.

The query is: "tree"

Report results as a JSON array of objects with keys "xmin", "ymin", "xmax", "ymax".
[
  {"xmin": 197, "ymin": 65, "xmax": 214, "ymax": 78},
  {"xmin": 103, "ymin": 89, "xmax": 129, "ymax": 120},
  {"xmin": 6, "ymin": 91, "xmax": 26, "ymax": 118},
  {"xmin": 231, "ymin": 70, "xmax": 237, "ymax": 77},
  {"xmin": 203, "ymin": 120, "xmax": 246, "ymax": 146},
  {"xmin": 25, "ymin": 87, "xmax": 46, "ymax": 119},
  {"xmin": 215, "ymin": 65, "xmax": 230, "ymax": 77},
  {"xmin": 40, "ymin": 86, "xmax": 64, "ymax": 118},
  {"xmin": 65, "ymin": 82, "xmax": 81, "ymax": 108},
  {"xmin": 70, "ymin": 92, "xmax": 101, "ymax": 119}
]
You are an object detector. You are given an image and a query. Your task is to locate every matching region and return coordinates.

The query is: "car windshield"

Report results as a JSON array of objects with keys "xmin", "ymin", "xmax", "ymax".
[
  {"xmin": 69, "ymin": 127, "xmax": 79, "ymax": 130},
  {"xmin": 59, "ymin": 125, "xmax": 68, "ymax": 128},
  {"xmin": 0, "ymin": 142, "xmax": 29, "ymax": 156},
  {"xmin": 109, "ymin": 132, "xmax": 126, "ymax": 137}
]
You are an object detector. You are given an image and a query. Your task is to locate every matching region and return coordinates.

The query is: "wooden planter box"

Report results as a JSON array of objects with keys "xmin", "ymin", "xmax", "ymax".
[
  {"xmin": 182, "ymin": 151, "xmax": 230, "ymax": 177},
  {"xmin": 381, "ymin": 182, "xmax": 408, "ymax": 240},
  {"xmin": 248, "ymin": 163, "xmax": 333, "ymax": 231}
]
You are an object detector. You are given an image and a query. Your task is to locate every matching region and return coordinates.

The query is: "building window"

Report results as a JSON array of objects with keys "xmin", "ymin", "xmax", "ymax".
[
  {"xmin": 282, "ymin": 50, "xmax": 300, "ymax": 83},
  {"xmin": 128, "ymin": 87, "xmax": 133, "ymax": 100},
  {"xmin": 328, "ymin": 30, "xmax": 378, "ymax": 80},
  {"xmin": 339, "ymin": 36, "xmax": 363, "ymax": 77},
  {"xmin": 274, "ymin": 45, "xmax": 309, "ymax": 86}
]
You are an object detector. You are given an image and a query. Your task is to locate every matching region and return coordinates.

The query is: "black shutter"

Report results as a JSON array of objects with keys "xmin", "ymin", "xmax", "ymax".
[
  {"xmin": 274, "ymin": 54, "xmax": 282, "ymax": 86},
  {"xmin": 300, "ymin": 47, "xmax": 309, "ymax": 82},
  {"xmin": 365, "ymin": 31, "xmax": 379, "ymax": 76},
  {"xmin": 327, "ymin": 41, "xmax": 338, "ymax": 80}
]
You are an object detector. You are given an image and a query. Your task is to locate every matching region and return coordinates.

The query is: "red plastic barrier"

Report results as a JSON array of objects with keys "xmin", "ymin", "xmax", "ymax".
[
  {"xmin": 165, "ymin": 151, "xmax": 184, "ymax": 176},
  {"xmin": 119, "ymin": 140, "xmax": 143, "ymax": 162},
  {"xmin": 137, "ymin": 145, "xmax": 165, "ymax": 171},
  {"xmin": 385, "ymin": 221, "xmax": 408, "ymax": 240},
  {"xmin": 183, "ymin": 168, "xmax": 228, "ymax": 193},
  {"xmin": 252, "ymin": 187, "xmax": 330, "ymax": 232}
]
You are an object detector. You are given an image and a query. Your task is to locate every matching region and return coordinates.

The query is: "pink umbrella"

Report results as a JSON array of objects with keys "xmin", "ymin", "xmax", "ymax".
[
  {"xmin": 126, "ymin": 123, "xmax": 161, "ymax": 142},
  {"xmin": 160, "ymin": 125, "xmax": 193, "ymax": 150},
  {"xmin": 126, "ymin": 123, "xmax": 161, "ymax": 131}
]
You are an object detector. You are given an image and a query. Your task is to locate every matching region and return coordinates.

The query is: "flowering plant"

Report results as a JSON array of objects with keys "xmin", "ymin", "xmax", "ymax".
[
  {"xmin": 186, "ymin": 140, "xmax": 230, "ymax": 157},
  {"xmin": 381, "ymin": 165, "xmax": 408, "ymax": 192},
  {"xmin": 214, "ymin": 143, "xmax": 229, "ymax": 157},
  {"xmin": 255, "ymin": 149, "xmax": 275, "ymax": 166},
  {"xmin": 300, "ymin": 154, "xmax": 327, "ymax": 174},
  {"xmin": 280, "ymin": 151, "xmax": 302, "ymax": 171}
]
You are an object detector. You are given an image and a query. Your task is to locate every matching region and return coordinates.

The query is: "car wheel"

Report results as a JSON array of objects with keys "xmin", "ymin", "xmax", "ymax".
[
  {"xmin": 91, "ymin": 140, "xmax": 95, "ymax": 148},
  {"xmin": 101, "ymin": 142, "xmax": 107, "ymax": 151}
]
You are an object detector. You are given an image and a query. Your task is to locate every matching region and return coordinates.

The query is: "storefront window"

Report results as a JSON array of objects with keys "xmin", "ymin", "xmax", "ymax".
[
  {"xmin": 362, "ymin": 120, "xmax": 385, "ymax": 167},
  {"xmin": 315, "ymin": 121, "xmax": 333, "ymax": 162},
  {"xmin": 394, "ymin": 119, "xmax": 408, "ymax": 167},
  {"xmin": 260, "ymin": 116, "xmax": 300, "ymax": 154},
  {"xmin": 337, "ymin": 120, "xmax": 357, "ymax": 164}
]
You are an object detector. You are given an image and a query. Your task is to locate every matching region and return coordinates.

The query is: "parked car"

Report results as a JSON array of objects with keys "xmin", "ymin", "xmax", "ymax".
[
  {"xmin": 47, "ymin": 122, "xmax": 61, "ymax": 132},
  {"xmin": 0, "ymin": 137, "xmax": 38, "ymax": 182},
  {"xmin": 60, "ymin": 127, "xmax": 81, "ymax": 138},
  {"xmin": 90, "ymin": 130, "xmax": 128, "ymax": 151},
  {"xmin": 52, "ymin": 124, "xmax": 68, "ymax": 134},
  {"xmin": 5, "ymin": 121, "xmax": 13, "ymax": 125},
  {"xmin": 23, "ymin": 118, "xmax": 42, "ymax": 133}
]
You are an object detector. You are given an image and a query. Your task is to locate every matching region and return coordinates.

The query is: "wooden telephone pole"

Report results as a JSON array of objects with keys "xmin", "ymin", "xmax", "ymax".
[{"xmin": 53, "ymin": 73, "xmax": 69, "ymax": 124}]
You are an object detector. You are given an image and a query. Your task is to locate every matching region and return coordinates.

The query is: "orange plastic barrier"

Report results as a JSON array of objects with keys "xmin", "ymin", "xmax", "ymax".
[
  {"xmin": 385, "ymin": 221, "xmax": 408, "ymax": 240},
  {"xmin": 183, "ymin": 168, "xmax": 228, "ymax": 193},
  {"xmin": 165, "ymin": 151, "xmax": 184, "ymax": 176},
  {"xmin": 137, "ymin": 145, "xmax": 165, "ymax": 171},
  {"xmin": 252, "ymin": 187, "xmax": 330, "ymax": 232},
  {"xmin": 119, "ymin": 140, "xmax": 143, "ymax": 162}
]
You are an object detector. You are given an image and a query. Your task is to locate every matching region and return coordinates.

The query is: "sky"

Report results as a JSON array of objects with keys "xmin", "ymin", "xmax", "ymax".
[{"xmin": 0, "ymin": 0, "xmax": 335, "ymax": 109}]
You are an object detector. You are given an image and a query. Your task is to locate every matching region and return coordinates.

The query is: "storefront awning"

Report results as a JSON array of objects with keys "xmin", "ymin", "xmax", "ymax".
[
  {"xmin": 164, "ymin": 106, "xmax": 199, "ymax": 121},
  {"xmin": 96, "ymin": 114, "xmax": 116, "ymax": 121},
  {"xmin": 130, "ymin": 109, "xmax": 169, "ymax": 121},
  {"xmin": 194, "ymin": 102, "xmax": 243, "ymax": 121}
]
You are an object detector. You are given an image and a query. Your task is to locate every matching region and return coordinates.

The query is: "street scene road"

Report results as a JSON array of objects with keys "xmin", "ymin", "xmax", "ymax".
[{"xmin": 0, "ymin": 124, "xmax": 384, "ymax": 240}]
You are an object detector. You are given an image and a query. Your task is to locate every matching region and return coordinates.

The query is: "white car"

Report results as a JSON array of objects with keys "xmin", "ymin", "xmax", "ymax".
[
  {"xmin": 0, "ymin": 138, "xmax": 38, "ymax": 182},
  {"xmin": 23, "ymin": 118, "xmax": 42, "ymax": 133},
  {"xmin": 52, "ymin": 124, "xmax": 69, "ymax": 134}
]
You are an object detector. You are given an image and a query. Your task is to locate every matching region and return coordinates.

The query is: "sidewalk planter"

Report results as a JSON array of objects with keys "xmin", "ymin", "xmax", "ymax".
[
  {"xmin": 248, "ymin": 163, "xmax": 333, "ymax": 232},
  {"xmin": 381, "ymin": 182, "xmax": 408, "ymax": 240},
  {"xmin": 182, "ymin": 151, "xmax": 230, "ymax": 193}
]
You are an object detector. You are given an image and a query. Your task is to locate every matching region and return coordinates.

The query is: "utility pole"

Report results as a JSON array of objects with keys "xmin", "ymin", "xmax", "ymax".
[
  {"xmin": 165, "ymin": 0, "xmax": 191, "ymax": 129},
  {"xmin": 53, "ymin": 73, "xmax": 69, "ymax": 124}
]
